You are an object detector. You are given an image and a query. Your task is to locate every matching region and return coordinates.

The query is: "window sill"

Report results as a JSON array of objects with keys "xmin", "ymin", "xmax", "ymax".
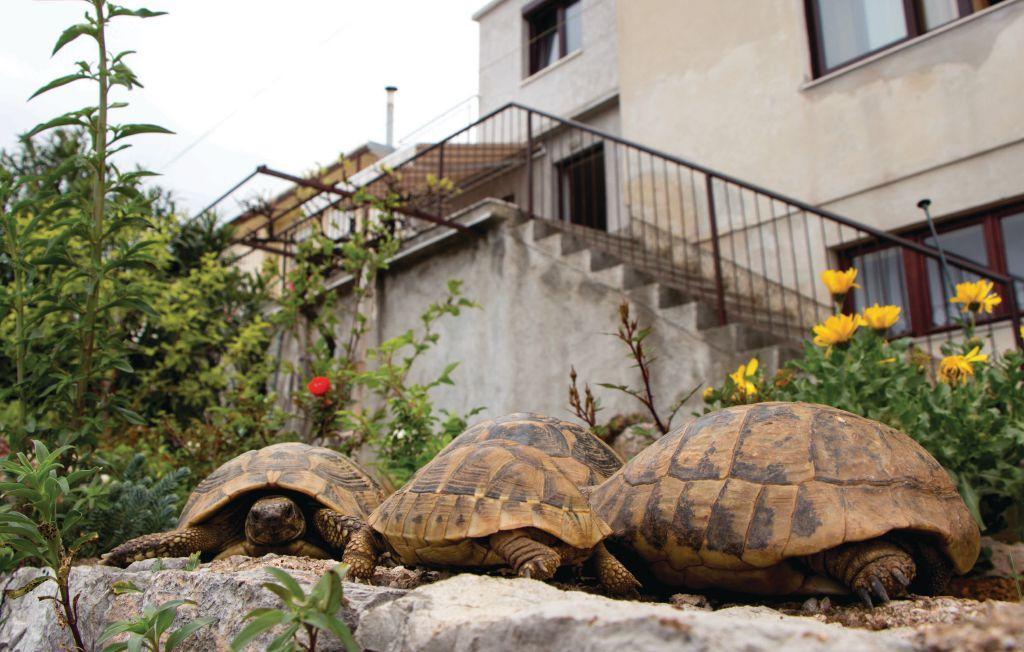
[
  {"xmin": 800, "ymin": 0, "xmax": 1021, "ymax": 91},
  {"xmin": 521, "ymin": 49, "xmax": 583, "ymax": 87}
]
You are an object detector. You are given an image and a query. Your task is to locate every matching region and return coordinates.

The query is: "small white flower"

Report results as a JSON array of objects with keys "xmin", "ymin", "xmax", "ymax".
[{"xmin": 393, "ymin": 428, "xmax": 407, "ymax": 441}]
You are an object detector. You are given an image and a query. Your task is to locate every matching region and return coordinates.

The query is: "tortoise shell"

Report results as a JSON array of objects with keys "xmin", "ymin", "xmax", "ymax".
[
  {"xmin": 369, "ymin": 439, "xmax": 611, "ymax": 565},
  {"xmin": 437, "ymin": 412, "xmax": 623, "ymax": 487},
  {"xmin": 179, "ymin": 442, "xmax": 386, "ymax": 528},
  {"xmin": 592, "ymin": 402, "xmax": 980, "ymax": 590}
]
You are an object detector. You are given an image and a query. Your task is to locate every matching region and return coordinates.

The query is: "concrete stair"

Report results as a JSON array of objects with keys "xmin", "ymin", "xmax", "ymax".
[{"xmin": 514, "ymin": 216, "xmax": 801, "ymax": 377}]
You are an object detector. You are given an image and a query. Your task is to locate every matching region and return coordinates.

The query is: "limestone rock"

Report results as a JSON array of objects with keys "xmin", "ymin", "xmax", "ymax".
[
  {"xmin": 355, "ymin": 574, "xmax": 913, "ymax": 651},
  {"xmin": 612, "ymin": 422, "xmax": 660, "ymax": 460},
  {"xmin": 0, "ymin": 556, "xmax": 404, "ymax": 652}
]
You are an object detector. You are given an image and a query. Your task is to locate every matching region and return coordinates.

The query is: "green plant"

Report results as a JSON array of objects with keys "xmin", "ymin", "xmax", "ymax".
[
  {"xmin": 97, "ymin": 581, "xmax": 216, "ymax": 652},
  {"xmin": 80, "ymin": 453, "xmax": 189, "ymax": 555},
  {"xmin": 231, "ymin": 565, "xmax": 357, "ymax": 652},
  {"xmin": 0, "ymin": 441, "xmax": 96, "ymax": 651}
]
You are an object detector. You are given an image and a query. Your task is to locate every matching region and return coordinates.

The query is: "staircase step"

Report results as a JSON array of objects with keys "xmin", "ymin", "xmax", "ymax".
[
  {"xmin": 702, "ymin": 322, "xmax": 779, "ymax": 350},
  {"xmin": 531, "ymin": 219, "xmax": 560, "ymax": 241},
  {"xmin": 629, "ymin": 283, "xmax": 692, "ymax": 310},
  {"xmin": 591, "ymin": 264, "xmax": 652, "ymax": 290},
  {"xmin": 658, "ymin": 300, "xmax": 718, "ymax": 332}
]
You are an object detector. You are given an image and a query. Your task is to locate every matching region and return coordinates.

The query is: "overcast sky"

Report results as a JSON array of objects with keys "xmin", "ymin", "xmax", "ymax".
[{"xmin": 1, "ymin": 0, "xmax": 483, "ymax": 216}]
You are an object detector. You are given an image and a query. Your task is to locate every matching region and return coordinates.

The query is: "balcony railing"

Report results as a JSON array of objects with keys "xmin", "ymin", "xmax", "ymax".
[{"xmin": 223, "ymin": 102, "xmax": 1024, "ymax": 353}]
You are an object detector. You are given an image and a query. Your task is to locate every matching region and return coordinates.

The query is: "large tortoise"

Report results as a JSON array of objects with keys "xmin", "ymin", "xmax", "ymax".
[
  {"xmin": 591, "ymin": 402, "xmax": 980, "ymax": 606},
  {"xmin": 436, "ymin": 412, "xmax": 623, "ymax": 487},
  {"xmin": 103, "ymin": 442, "xmax": 387, "ymax": 566},
  {"xmin": 343, "ymin": 418, "xmax": 638, "ymax": 595}
]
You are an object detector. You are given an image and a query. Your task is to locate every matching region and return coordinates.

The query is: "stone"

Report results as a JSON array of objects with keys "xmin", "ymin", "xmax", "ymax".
[
  {"xmin": 612, "ymin": 422, "xmax": 660, "ymax": 461},
  {"xmin": 0, "ymin": 556, "xmax": 405, "ymax": 652},
  {"xmin": 355, "ymin": 574, "xmax": 913, "ymax": 651},
  {"xmin": 670, "ymin": 592, "xmax": 712, "ymax": 610}
]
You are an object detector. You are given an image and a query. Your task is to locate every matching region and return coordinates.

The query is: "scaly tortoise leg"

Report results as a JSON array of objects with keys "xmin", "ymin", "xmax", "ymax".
[
  {"xmin": 342, "ymin": 524, "xmax": 381, "ymax": 580},
  {"xmin": 101, "ymin": 523, "xmax": 233, "ymax": 567},
  {"xmin": 490, "ymin": 529, "xmax": 561, "ymax": 580},
  {"xmin": 591, "ymin": 542, "xmax": 641, "ymax": 596},
  {"xmin": 806, "ymin": 537, "xmax": 916, "ymax": 607},
  {"xmin": 312, "ymin": 509, "xmax": 364, "ymax": 554}
]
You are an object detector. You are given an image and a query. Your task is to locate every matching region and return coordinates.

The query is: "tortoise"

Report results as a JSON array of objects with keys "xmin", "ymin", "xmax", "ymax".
[
  {"xmin": 102, "ymin": 442, "xmax": 387, "ymax": 567},
  {"xmin": 591, "ymin": 402, "xmax": 980, "ymax": 606},
  {"xmin": 436, "ymin": 412, "xmax": 624, "ymax": 487},
  {"xmin": 343, "ymin": 417, "xmax": 639, "ymax": 595}
]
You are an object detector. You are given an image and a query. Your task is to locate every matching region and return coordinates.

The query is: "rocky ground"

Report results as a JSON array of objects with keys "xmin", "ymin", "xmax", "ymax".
[{"xmin": 1, "ymin": 555, "xmax": 1022, "ymax": 651}]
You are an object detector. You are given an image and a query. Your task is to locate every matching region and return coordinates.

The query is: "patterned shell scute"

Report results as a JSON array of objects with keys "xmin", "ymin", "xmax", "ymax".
[
  {"xmin": 592, "ymin": 402, "xmax": 980, "ymax": 574},
  {"xmin": 369, "ymin": 440, "xmax": 611, "ymax": 550},
  {"xmin": 179, "ymin": 442, "xmax": 386, "ymax": 527},
  {"xmin": 438, "ymin": 412, "xmax": 623, "ymax": 486}
]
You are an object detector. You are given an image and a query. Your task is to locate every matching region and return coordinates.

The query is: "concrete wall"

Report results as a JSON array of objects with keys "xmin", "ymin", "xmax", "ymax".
[
  {"xmin": 615, "ymin": 0, "xmax": 1024, "ymax": 231},
  {"xmin": 475, "ymin": 0, "xmax": 620, "ymax": 123}
]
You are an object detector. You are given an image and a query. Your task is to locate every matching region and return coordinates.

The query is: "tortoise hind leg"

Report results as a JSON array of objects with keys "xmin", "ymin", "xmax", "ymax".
[
  {"xmin": 490, "ymin": 530, "xmax": 560, "ymax": 580},
  {"xmin": 591, "ymin": 542, "xmax": 641, "ymax": 596},
  {"xmin": 806, "ymin": 537, "xmax": 916, "ymax": 607},
  {"xmin": 312, "ymin": 509, "xmax": 364, "ymax": 554},
  {"xmin": 101, "ymin": 523, "xmax": 232, "ymax": 567}
]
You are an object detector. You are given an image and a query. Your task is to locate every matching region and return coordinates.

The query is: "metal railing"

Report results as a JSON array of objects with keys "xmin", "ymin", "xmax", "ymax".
[{"xmin": 225, "ymin": 102, "xmax": 1024, "ymax": 352}]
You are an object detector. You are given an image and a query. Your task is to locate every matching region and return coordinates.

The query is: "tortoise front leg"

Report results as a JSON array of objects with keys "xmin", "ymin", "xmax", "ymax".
[
  {"xmin": 490, "ymin": 529, "xmax": 561, "ymax": 580},
  {"xmin": 591, "ymin": 542, "xmax": 641, "ymax": 596},
  {"xmin": 805, "ymin": 537, "xmax": 916, "ymax": 607},
  {"xmin": 312, "ymin": 509, "xmax": 364, "ymax": 554},
  {"xmin": 101, "ymin": 523, "xmax": 233, "ymax": 567},
  {"xmin": 342, "ymin": 524, "xmax": 381, "ymax": 580}
]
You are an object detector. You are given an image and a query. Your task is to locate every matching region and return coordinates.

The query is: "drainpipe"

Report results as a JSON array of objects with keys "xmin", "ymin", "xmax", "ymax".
[{"xmin": 385, "ymin": 86, "xmax": 397, "ymax": 147}]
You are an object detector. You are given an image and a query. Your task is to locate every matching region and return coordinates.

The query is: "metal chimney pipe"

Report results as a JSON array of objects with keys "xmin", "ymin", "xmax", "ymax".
[{"xmin": 385, "ymin": 86, "xmax": 397, "ymax": 146}]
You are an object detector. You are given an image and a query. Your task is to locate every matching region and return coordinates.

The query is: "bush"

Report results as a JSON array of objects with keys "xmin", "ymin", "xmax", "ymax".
[{"xmin": 703, "ymin": 273, "xmax": 1024, "ymax": 540}]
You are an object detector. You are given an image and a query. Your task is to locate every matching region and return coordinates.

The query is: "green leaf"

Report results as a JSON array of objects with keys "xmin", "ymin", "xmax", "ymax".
[
  {"xmin": 4, "ymin": 575, "xmax": 50, "ymax": 599},
  {"xmin": 111, "ymin": 580, "xmax": 142, "ymax": 595},
  {"xmin": 28, "ymin": 74, "xmax": 89, "ymax": 100},
  {"xmin": 110, "ymin": 123, "xmax": 174, "ymax": 144},
  {"xmin": 264, "ymin": 567, "xmax": 305, "ymax": 600},
  {"xmin": 230, "ymin": 609, "xmax": 286, "ymax": 651},
  {"xmin": 113, "ymin": 406, "xmax": 147, "ymax": 425},
  {"xmin": 24, "ymin": 114, "xmax": 84, "ymax": 138},
  {"xmin": 52, "ymin": 23, "xmax": 97, "ymax": 56},
  {"xmin": 165, "ymin": 617, "xmax": 217, "ymax": 651}
]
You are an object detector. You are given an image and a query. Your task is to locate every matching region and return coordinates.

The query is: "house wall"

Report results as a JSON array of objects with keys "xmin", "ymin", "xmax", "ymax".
[
  {"xmin": 475, "ymin": 0, "xmax": 620, "ymax": 123},
  {"xmin": 615, "ymin": 0, "xmax": 1024, "ymax": 232}
]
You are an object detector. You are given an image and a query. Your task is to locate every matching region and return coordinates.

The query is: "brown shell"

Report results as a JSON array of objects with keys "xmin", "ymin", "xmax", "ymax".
[
  {"xmin": 369, "ymin": 439, "xmax": 610, "ymax": 554},
  {"xmin": 437, "ymin": 412, "xmax": 623, "ymax": 487},
  {"xmin": 592, "ymin": 402, "xmax": 980, "ymax": 578},
  {"xmin": 179, "ymin": 442, "xmax": 386, "ymax": 527}
]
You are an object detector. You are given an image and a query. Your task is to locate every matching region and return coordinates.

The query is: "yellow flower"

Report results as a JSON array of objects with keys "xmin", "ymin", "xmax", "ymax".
[
  {"xmin": 949, "ymin": 280, "xmax": 1002, "ymax": 314},
  {"xmin": 879, "ymin": 357, "xmax": 897, "ymax": 364},
  {"xmin": 862, "ymin": 304, "xmax": 901, "ymax": 331},
  {"xmin": 729, "ymin": 358, "xmax": 759, "ymax": 397},
  {"xmin": 820, "ymin": 269, "xmax": 860, "ymax": 298},
  {"xmin": 702, "ymin": 386, "xmax": 715, "ymax": 402},
  {"xmin": 812, "ymin": 313, "xmax": 867, "ymax": 347},
  {"xmin": 938, "ymin": 346, "xmax": 988, "ymax": 385}
]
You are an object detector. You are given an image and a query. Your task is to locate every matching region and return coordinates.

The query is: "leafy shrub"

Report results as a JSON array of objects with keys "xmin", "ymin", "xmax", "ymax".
[
  {"xmin": 98, "ymin": 581, "xmax": 216, "ymax": 652},
  {"xmin": 703, "ymin": 273, "xmax": 1024, "ymax": 539}
]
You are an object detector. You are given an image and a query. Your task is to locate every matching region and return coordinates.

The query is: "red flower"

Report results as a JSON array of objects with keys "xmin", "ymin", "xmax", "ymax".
[{"xmin": 307, "ymin": 376, "xmax": 331, "ymax": 397}]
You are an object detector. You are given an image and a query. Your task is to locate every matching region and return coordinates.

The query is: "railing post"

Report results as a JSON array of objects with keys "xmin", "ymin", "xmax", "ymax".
[
  {"xmin": 705, "ymin": 173, "xmax": 727, "ymax": 326},
  {"xmin": 526, "ymin": 110, "xmax": 534, "ymax": 220},
  {"xmin": 436, "ymin": 141, "xmax": 445, "ymax": 219}
]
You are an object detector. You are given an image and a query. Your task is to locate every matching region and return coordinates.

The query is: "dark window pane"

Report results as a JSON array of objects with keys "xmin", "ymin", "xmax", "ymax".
[
  {"xmin": 529, "ymin": 8, "xmax": 559, "ymax": 74},
  {"xmin": 816, "ymin": 0, "xmax": 908, "ymax": 69},
  {"xmin": 923, "ymin": 224, "xmax": 988, "ymax": 327},
  {"xmin": 558, "ymin": 145, "xmax": 607, "ymax": 231},
  {"xmin": 1001, "ymin": 212, "xmax": 1024, "ymax": 306},
  {"xmin": 917, "ymin": 0, "xmax": 960, "ymax": 30},
  {"xmin": 564, "ymin": 1, "xmax": 582, "ymax": 54},
  {"xmin": 852, "ymin": 247, "xmax": 911, "ymax": 335}
]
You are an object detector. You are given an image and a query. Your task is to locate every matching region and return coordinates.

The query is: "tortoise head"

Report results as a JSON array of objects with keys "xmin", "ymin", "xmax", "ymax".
[{"xmin": 245, "ymin": 495, "xmax": 306, "ymax": 546}]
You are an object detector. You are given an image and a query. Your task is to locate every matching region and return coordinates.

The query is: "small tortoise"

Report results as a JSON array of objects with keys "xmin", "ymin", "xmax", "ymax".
[
  {"xmin": 103, "ymin": 442, "xmax": 387, "ymax": 566},
  {"xmin": 343, "ymin": 422, "xmax": 639, "ymax": 594},
  {"xmin": 591, "ymin": 402, "xmax": 980, "ymax": 606},
  {"xmin": 437, "ymin": 412, "xmax": 623, "ymax": 487}
]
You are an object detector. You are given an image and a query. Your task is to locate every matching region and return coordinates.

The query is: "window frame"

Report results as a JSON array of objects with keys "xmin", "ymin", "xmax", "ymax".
[
  {"xmin": 524, "ymin": 0, "xmax": 582, "ymax": 77},
  {"xmin": 838, "ymin": 200, "xmax": 1022, "ymax": 338},
  {"xmin": 804, "ymin": 0, "xmax": 982, "ymax": 77}
]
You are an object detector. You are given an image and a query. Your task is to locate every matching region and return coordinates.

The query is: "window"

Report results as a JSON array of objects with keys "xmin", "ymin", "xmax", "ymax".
[
  {"xmin": 557, "ymin": 145, "xmax": 606, "ymax": 231},
  {"xmin": 525, "ymin": 0, "xmax": 582, "ymax": 76},
  {"xmin": 842, "ymin": 202, "xmax": 1023, "ymax": 337},
  {"xmin": 806, "ymin": 0, "xmax": 1004, "ymax": 76}
]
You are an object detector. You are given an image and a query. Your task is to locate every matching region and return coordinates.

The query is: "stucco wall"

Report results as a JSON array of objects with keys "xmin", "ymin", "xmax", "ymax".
[
  {"xmin": 476, "ymin": 0, "xmax": 620, "ymax": 122},
  {"xmin": 615, "ymin": 0, "xmax": 1024, "ymax": 230}
]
